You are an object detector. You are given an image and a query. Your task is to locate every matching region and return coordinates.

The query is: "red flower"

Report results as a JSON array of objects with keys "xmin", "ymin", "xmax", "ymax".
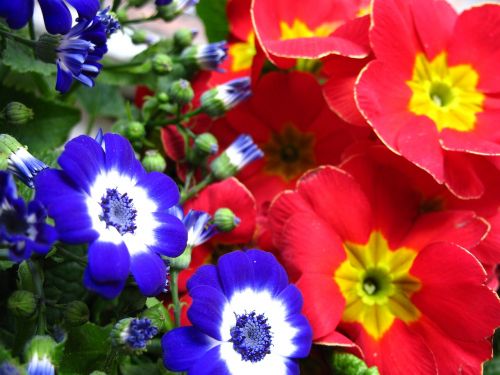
[
  {"xmin": 251, "ymin": 0, "xmax": 371, "ymax": 69},
  {"xmin": 269, "ymin": 159, "xmax": 500, "ymax": 373},
  {"xmin": 355, "ymin": 0, "xmax": 500, "ymax": 199}
]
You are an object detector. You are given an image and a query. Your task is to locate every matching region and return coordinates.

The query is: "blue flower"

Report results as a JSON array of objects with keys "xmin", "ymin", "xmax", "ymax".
[
  {"xmin": 200, "ymin": 77, "xmax": 252, "ymax": 117},
  {"xmin": 54, "ymin": 12, "xmax": 113, "ymax": 94},
  {"xmin": 0, "ymin": 172, "xmax": 56, "ymax": 262},
  {"xmin": 181, "ymin": 41, "xmax": 228, "ymax": 71},
  {"xmin": 97, "ymin": 7, "xmax": 121, "ymax": 36},
  {"xmin": 169, "ymin": 207, "xmax": 217, "ymax": 248},
  {"xmin": 162, "ymin": 249, "xmax": 312, "ymax": 374},
  {"xmin": 125, "ymin": 318, "xmax": 159, "ymax": 350},
  {"xmin": 210, "ymin": 134, "xmax": 264, "ymax": 180},
  {"xmin": 26, "ymin": 353, "xmax": 54, "ymax": 375},
  {"xmin": 155, "ymin": 0, "xmax": 174, "ymax": 5},
  {"xmin": 0, "ymin": 0, "xmax": 100, "ymax": 35},
  {"xmin": 0, "ymin": 362, "xmax": 20, "ymax": 375},
  {"xmin": 34, "ymin": 133, "xmax": 187, "ymax": 299}
]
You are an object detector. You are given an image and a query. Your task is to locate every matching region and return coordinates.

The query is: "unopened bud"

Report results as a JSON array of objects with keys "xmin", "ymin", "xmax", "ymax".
[
  {"xmin": 194, "ymin": 133, "xmax": 218, "ymax": 156},
  {"xmin": 124, "ymin": 121, "xmax": 146, "ymax": 141},
  {"xmin": 8, "ymin": 290, "xmax": 37, "ymax": 318},
  {"xmin": 214, "ymin": 208, "xmax": 240, "ymax": 232},
  {"xmin": 174, "ymin": 28, "xmax": 197, "ymax": 49},
  {"xmin": 142, "ymin": 150, "xmax": 167, "ymax": 172},
  {"xmin": 1, "ymin": 102, "xmax": 34, "ymax": 126},
  {"xmin": 168, "ymin": 79, "xmax": 194, "ymax": 105},
  {"xmin": 64, "ymin": 301, "xmax": 89, "ymax": 327},
  {"xmin": 152, "ymin": 54, "xmax": 173, "ymax": 75}
]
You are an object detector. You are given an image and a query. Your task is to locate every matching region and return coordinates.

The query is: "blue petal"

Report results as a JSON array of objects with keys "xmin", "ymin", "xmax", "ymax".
[
  {"xmin": 0, "ymin": 0, "xmax": 33, "ymax": 29},
  {"xmin": 216, "ymin": 250, "xmax": 255, "ymax": 299},
  {"xmin": 88, "ymin": 240, "xmax": 130, "ymax": 282},
  {"xmin": 130, "ymin": 251, "xmax": 166, "ymax": 296},
  {"xmin": 30, "ymin": 224, "xmax": 58, "ymax": 255},
  {"xmin": 57, "ymin": 134, "xmax": 106, "ymax": 193},
  {"xmin": 55, "ymin": 64, "xmax": 74, "ymax": 94},
  {"xmin": 149, "ymin": 212, "xmax": 187, "ymax": 258},
  {"xmin": 65, "ymin": 0, "xmax": 99, "ymax": 18},
  {"xmin": 277, "ymin": 285, "xmax": 304, "ymax": 317},
  {"xmin": 38, "ymin": 0, "xmax": 72, "ymax": 34},
  {"xmin": 162, "ymin": 327, "xmax": 217, "ymax": 372},
  {"xmin": 34, "ymin": 169, "xmax": 98, "ymax": 244},
  {"xmin": 285, "ymin": 359, "xmax": 300, "ymax": 375},
  {"xmin": 136, "ymin": 172, "xmax": 180, "ymax": 211},
  {"xmin": 285, "ymin": 314, "xmax": 313, "ymax": 358},
  {"xmin": 245, "ymin": 249, "xmax": 289, "ymax": 296},
  {"xmin": 103, "ymin": 134, "xmax": 144, "ymax": 178},
  {"xmin": 189, "ymin": 345, "xmax": 230, "ymax": 375},
  {"xmin": 83, "ymin": 268, "xmax": 125, "ymax": 299},
  {"xmin": 187, "ymin": 285, "xmax": 227, "ymax": 340},
  {"xmin": 187, "ymin": 264, "xmax": 223, "ymax": 292},
  {"xmin": 0, "ymin": 172, "xmax": 18, "ymax": 199}
]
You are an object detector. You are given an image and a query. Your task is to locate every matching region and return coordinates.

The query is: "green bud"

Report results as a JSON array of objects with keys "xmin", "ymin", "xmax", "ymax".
[
  {"xmin": 174, "ymin": 28, "xmax": 196, "ymax": 49},
  {"xmin": 116, "ymin": 8, "xmax": 128, "ymax": 23},
  {"xmin": 125, "ymin": 121, "xmax": 146, "ymax": 141},
  {"xmin": 1, "ymin": 102, "xmax": 34, "ymax": 126},
  {"xmin": 131, "ymin": 29, "xmax": 149, "ymax": 44},
  {"xmin": 64, "ymin": 301, "xmax": 89, "ymax": 327},
  {"xmin": 214, "ymin": 208, "xmax": 240, "ymax": 232},
  {"xmin": 25, "ymin": 335, "xmax": 57, "ymax": 361},
  {"xmin": 152, "ymin": 54, "xmax": 173, "ymax": 75},
  {"xmin": 8, "ymin": 290, "xmax": 37, "ymax": 318},
  {"xmin": 210, "ymin": 153, "xmax": 236, "ymax": 180},
  {"xmin": 168, "ymin": 79, "xmax": 194, "ymax": 105},
  {"xmin": 142, "ymin": 150, "xmax": 167, "ymax": 172},
  {"xmin": 200, "ymin": 89, "xmax": 226, "ymax": 117},
  {"xmin": 35, "ymin": 34, "xmax": 61, "ymax": 63},
  {"xmin": 111, "ymin": 318, "xmax": 132, "ymax": 348},
  {"xmin": 194, "ymin": 133, "xmax": 218, "ymax": 156},
  {"xmin": 169, "ymin": 63, "xmax": 187, "ymax": 79},
  {"xmin": 141, "ymin": 303, "xmax": 173, "ymax": 333},
  {"xmin": 157, "ymin": 92, "xmax": 169, "ymax": 103},
  {"xmin": 331, "ymin": 352, "xmax": 380, "ymax": 375},
  {"xmin": 169, "ymin": 246, "xmax": 193, "ymax": 271},
  {"xmin": 157, "ymin": 3, "xmax": 181, "ymax": 21}
]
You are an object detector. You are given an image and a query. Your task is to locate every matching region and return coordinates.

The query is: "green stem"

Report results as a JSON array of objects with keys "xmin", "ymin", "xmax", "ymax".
[
  {"xmin": 180, "ymin": 174, "xmax": 214, "ymax": 204},
  {"xmin": 86, "ymin": 115, "xmax": 96, "ymax": 136},
  {"xmin": 148, "ymin": 108, "xmax": 203, "ymax": 128},
  {"xmin": 57, "ymin": 246, "xmax": 87, "ymax": 265},
  {"xmin": 121, "ymin": 15, "xmax": 159, "ymax": 25},
  {"xmin": 170, "ymin": 270, "xmax": 181, "ymax": 328},
  {"xmin": 103, "ymin": 60, "xmax": 145, "ymax": 70},
  {"xmin": 28, "ymin": 260, "xmax": 46, "ymax": 335},
  {"xmin": 28, "ymin": 20, "xmax": 36, "ymax": 41},
  {"xmin": 111, "ymin": 0, "xmax": 122, "ymax": 12},
  {"xmin": 0, "ymin": 29, "xmax": 36, "ymax": 48}
]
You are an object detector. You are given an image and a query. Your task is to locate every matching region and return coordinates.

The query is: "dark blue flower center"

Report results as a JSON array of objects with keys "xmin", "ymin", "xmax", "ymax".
[
  {"xmin": 230, "ymin": 311, "xmax": 272, "ymax": 362},
  {"xmin": 125, "ymin": 318, "xmax": 158, "ymax": 350},
  {"xmin": 0, "ymin": 207, "xmax": 29, "ymax": 235},
  {"xmin": 99, "ymin": 188, "xmax": 137, "ymax": 235}
]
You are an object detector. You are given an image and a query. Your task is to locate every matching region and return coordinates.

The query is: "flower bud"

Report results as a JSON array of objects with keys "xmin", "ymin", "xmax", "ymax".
[
  {"xmin": 0, "ymin": 102, "xmax": 34, "ymax": 126},
  {"xmin": 111, "ymin": 318, "xmax": 158, "ymax": 352},
  {"xmin": 210, "ymin": 134, "xmax": 263, "ymax": 180},
  {"xmin": 201, "ymin": 77, "xmax": 251, "ymax": 117},
  {"xmin": 35, "ymin": 34, "xmax": 61, "ymax": 63},
  {"xmin": 194, "ymin": 133, "xmax": 219, "ymax": 156},
  {"xmin": 214, "ymin": 208, "xmax": 240, "ymax": 232},
  {"xmin": 142, "ymin": 150, "xmax": 167, "ymax": 172},
  {"xmin": 64, "ymin": 301, "xmax": 89, "ymax": 327},
  {"xmin": 168, "ymin": 79, "xmax": 194, "ymax": 105},
  {"xmin": 174, "ymin": 28, "xmax": 197, "ymax": 49},
  {"xmin": 158, "ymin": 0, "xmax": 199, "ymax": 21},
  {"xmin": 169, "ymin": 246, "xmax": 193, "ymax": 271},
  {"xmin": 157, "ymin": 92, "xmax": 169, "ymax": 103},
  {"xmin": 124, "ymin": 121, "xmax": 146, "ymax": 141},
  {"xmin": 25, "ymin": 336, "xmax": 57, "ymax": 375},
  {"xmin": 141, "ymin": 303, "xmax": 174, "ymax": 332},
  {"xmin": 152, "ymin": 54, "xmax": 173, "ymax": 75},
  {"xmin": 8, "ymin": 290, "xmax": 37, "ymax": 318},
  {"xmin": 131, "ymin": 30, "xmax": 149, "ymax": 44},
  {"xmin": 180, "ymin": 41, "xmax": 227, "ymax": 72}
]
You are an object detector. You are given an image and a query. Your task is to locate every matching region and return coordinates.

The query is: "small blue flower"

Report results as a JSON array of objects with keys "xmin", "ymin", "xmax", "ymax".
[
  {"xmin": 181, "ymin": 41, "xmax": 228, "ymax": 71},
  {"xmin": 0, "ymin": 362, "xmax": 20, "ymax": 375},
  {"xmin": 201, "ymin": 77, "xmax": 252, "ymax": 117},
  {"xmin": 210, "ymin": 135, "xmax": 264, "ymax": 180},
  {"xmin": 169, "ymin": 207, "xmax": 217, "ymax": 248},
  {"xmin": 125, "ymin": 318, "xmax": 159, "ymax": 350},
  {"xmin": 26, "ymin": 353, "xmax": 54, "ymax": 375},
  {"xmin": 34, "ymin": 133, "xmax": 187, "ymax": 299},
  {"xmin": 54, "ymin": 14, "xmax": 111, "ymax": 94},
  {"xmin": 0, "ymin": 172, "xmax": 56, "ymax": 262},
  {"xmin": 97, "ymin": 7, "xmax": 121, "ymax": 36},
  {"xmin": 161, "ymin": 249, "xmax": 313, "ymax": 374},
  {"xmin": 0, "ymin": 0, "xmax": 100, "ymax": 35}
]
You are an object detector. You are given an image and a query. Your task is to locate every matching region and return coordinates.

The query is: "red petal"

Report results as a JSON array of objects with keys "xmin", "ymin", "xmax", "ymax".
[
  {"xmin": 161, "ymin": 126, "xmax": 186, "ymax": 161},
  {"xmin": 443, "ymin": 151, "xmax": 484, "ymax": 199}
]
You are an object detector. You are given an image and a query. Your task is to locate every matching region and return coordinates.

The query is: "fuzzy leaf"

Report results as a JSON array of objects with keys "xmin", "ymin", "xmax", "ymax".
[
  {"xmin": 196, "ymin": 0, "xmax": 229, "ymax": 43},
  {"xmin": 2, "ymin": 39, "xmax": 54, "ymax": 76}
]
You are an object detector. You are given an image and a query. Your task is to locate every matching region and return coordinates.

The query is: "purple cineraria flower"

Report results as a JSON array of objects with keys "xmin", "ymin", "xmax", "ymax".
[
  {"xmin": 0, "ymin": 172, "xmax": 56, "ymax": 262},
  {"xmin": 27, "ymin": 353, "xmax": 54, "ymax": 375},
  {"xmin": 200, "ymin": 77, "xmax": 252, "ymax": 117},
  {"xmin": 181, "ymin": 41, "xmax": 228, "ymax": 72},
  {"xmin": 168, "ymin": 207, "xmax": 217, "ymax": 248},
  {"xmin": 34, "ymin": 133, "xmax": 187, "ymax": 299},
  {"xmin": 0, "ymin": 0, "xmax": 100, "ymax": 35},
  {"xmin": 162, "ymin": 249, "xmax": 313, "ymax": 374}
]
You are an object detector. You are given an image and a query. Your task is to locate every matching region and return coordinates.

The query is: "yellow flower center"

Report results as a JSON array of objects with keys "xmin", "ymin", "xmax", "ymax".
[
  {"xmin": 262, "ymin": 124, "xmax": 315, "ymax": 181},
  {"xmin": 229, "ymin": 32, "xmax": 256, "ymax": 72},
  {"xmin": 334, "ymin": 232, "xmax": 421, "ymax": 340},
  {"xmin": 407, "ymin": 52, "xmax": 485, "ymax": 132},
  {"xmin": 280, "ymin": 19, "xmax": 337, "ymax": 40}
]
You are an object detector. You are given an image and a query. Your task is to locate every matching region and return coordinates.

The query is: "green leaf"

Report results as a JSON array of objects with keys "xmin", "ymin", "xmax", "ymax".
[
  {"xmin": 0, "ymin": 260, "xmax": 14, "ymax": 271},
  {"xmin": 331, "ymin": 352, "xmax": 379, "ymax": 375},
  {"xmin": 196, "ymin": 0, "xmax": 229, "ymax": 43},
  {"xmin": 76, "ymin": 84, "xmax": 126, "ymax": 120},
  {"xmin": 0, "ymin": 88, "xmax": 80, "ymax": 154},
  {"xmin": 485, "ymin": 358, "xmax": 500, "ymax": 375},
  {"xmin": 59, "ymin": 323, "xmax": 113, "ymax": 375},
  {"xmin": 2, "ymin": 39, "xmax": 55, "ymax": 77}
]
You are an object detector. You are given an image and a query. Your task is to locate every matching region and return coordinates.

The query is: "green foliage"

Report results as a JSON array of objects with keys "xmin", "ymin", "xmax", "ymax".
[
  {"xmin": 76, "ymin": 83, "xmax": 127, "ymax": 120},
  {"xmin": 196, "ymin": 0, "xmax": 229, "ymax": 43},
  {"xmin": 0, "ymin": 88, "xmax": 80, "ymax": 154},
  {"xmin": 2, "ymin": 39, "xmax": 54, "ymax": 76},
  {"xmin": 331, "ymin": 352, "xmax": 380, "ymax": 375},
  {"xmin": 59, "ymin": 323, "xmax": 114, "ymax": 375}
]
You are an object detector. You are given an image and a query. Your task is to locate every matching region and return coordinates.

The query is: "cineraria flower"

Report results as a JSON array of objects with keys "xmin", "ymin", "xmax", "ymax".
[
  {"xmin": 181, "ymin": 41, "xmax": 228, "ymax": 72},
  {"xmin": 0, "ymin": 134, "xmax": 48, "ymax": 188},
  {"xmin": 171, "ymin": 209, "xmax": 218, "ymax": 249},
  {"xmin": 112, "ymin": 318, "xmax": 159, "ymax": 351},
  {"xmin": 210, "ymin": 135, "xmax": 264, "ymax": 180},
  {"xmin": 0, "ymin": 362, "xmax": 20, "ymax": 375},
  {"xmin": 162, "ymin": 249, "xmax": 312, "ymax": 374},
  {"xmin": 25, "ymin": 336, "xmax": 57, "ymax": 375},
  {"xmin": 355, "ymin": 0, "xmax": 500, "ymax": 198},
  {"xmin": 97, "ymin": 7, "xmax": 121, "ymax": 36},
  {"xmin": 269, "ymin": 161, "xmax": 500, "ymax": 374},
  {"xmin": 0, "ymin": 172, "xmax": 56, "ymax": 262},
  {"xmin": 26, "ymin": 353, "xmax": 54, "ymax": 375},
  {"xmin": 200, "ymin": 77, "xmax": 252, "ymax": 117},
  {"xmin": 34, "ymin": 133, "xmax": 187, "ymax": 299},
  {"xmin": 0, "ymin": 0, "xmax": 99, "ymax": 35}
]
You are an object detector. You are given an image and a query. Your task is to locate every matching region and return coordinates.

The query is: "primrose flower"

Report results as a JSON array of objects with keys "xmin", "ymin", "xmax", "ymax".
[
  {"xmin": 35, "ymin": 133, "xmax": 187, "ymax": 299},
  {"xmin": 0, "ymin": 172, "xmax": 56, "ymax": 262},
  {"xmin": 162, "ymin": 249, "xmax": 312, "ymax": 374},
  {"xmin": 0, "ymin": 0, "xmax": 99, "ymax": 34}
]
